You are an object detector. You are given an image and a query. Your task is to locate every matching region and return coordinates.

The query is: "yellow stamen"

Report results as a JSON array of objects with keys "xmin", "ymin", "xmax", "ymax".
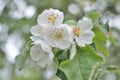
[
  {"xmin": 53, "ymin": 28, "xmax": 63, "ymax": 40},
  {"xmin": 73, "ymin": 27, "xmax": 81, "ymax": 36},
  {"xmin": 54, "ymin": 31, "xmax": 63, "ymax": 40},
  {"xmin": 48, "ymin": 14, "xmax": 58, "ymax": 25}
]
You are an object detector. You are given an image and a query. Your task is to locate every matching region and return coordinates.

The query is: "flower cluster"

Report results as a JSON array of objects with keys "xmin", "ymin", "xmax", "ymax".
[{"xmin": 30, "ymin": 8, "xmax": 94, "ymax": 67}]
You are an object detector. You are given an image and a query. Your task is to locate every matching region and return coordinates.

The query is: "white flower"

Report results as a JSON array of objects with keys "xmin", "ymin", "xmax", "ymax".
[
  {"xmin": 30, "ymin": 40, "xmax": 54, "ymax": 67},
  {"xmin": 73, "ymin": 17, "xmax": 95, "ymax": 47},
  {"xmin": 37, "ymin": 8, "xmax": 64, "ymax": 27},
  {"xmin": 42, "ymin": 24, "xmax": 73, "ymax": 49}
]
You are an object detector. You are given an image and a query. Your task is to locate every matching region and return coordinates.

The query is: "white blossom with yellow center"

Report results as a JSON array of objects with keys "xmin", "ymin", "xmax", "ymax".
[
  {"xmin": 37, "ymin": 8, "xmax": 64, "ymax": 27},
  {"xmin": 73, "ymin": 17, "xmax": 95, "ymax": 47},
  {"xmin": 42, "ymin": 24, "xmax": 73, "ymax": 49}
]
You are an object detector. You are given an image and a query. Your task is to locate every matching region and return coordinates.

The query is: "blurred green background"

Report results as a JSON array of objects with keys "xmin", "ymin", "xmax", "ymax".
[{"xmin": 0, "ymin": 0, "xmax": 120, "ymax": 80}]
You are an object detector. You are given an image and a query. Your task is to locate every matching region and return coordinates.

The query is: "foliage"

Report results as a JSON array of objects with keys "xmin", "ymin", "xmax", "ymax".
[{"xmin": 0, "ymin": 0, "xmax": 120, "ymax": 80}]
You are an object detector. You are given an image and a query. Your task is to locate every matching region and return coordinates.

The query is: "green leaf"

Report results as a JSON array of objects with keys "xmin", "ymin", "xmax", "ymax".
[
  {"xmin": 64, "ymin": 20, "xmax": 77, "ymax": 25},
  {"xmin": 59, "ymin": 46, "xmax": 103, "ymax": 80},
  {"xmin": 93, "ymin": 28, "xmax": 109, "ymax": 57},
  {"xmin": 15, "ymin": 41, "xmax": 32, "ymax": 70},
  {"xmin": 86, "ymin": 11, "xmax": 109, "ymax": 57}
]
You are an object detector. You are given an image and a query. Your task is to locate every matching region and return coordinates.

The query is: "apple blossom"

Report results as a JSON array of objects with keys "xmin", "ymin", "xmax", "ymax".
[
  {"xmin": 73, "ymin": 17, "xmax": 95, "ymax": 47},
  {"xmin": 42, "ymin": 24, "xmax": 73, "ymax": 49},
  {"xmin": 37, "ymin": 8, "xmax": 64, "ymax": 27}
]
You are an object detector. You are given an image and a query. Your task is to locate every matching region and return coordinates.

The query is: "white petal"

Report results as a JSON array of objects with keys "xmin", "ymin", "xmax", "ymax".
[
  {"xmin": 56, "ymin": 39, "xmax": 71, "ymax": 49},
  {"xmin": 30, "ymin": 36, "xmax": 41, "ymax": 42},
  {"xmin": 39, "ymin": 23, "xmax": 50, "ymax": 28},
  {"xmin": 75, "ymin": 37, "xmax": 85, "ymax": 47},
  {"xmin": 30, "ymin": 44, "xmax": 46, "ymax": 61},
  {"xmin": 61, "ymin": 24, "xmax": 73, "ymax": 43},
  {"xmin": 42, "ymin": 27, "xmax": 56, "ymax": 47},
  {"xmin": 34, "ymin": 40, "xmax": 54, "ymax": 60},
  {"xmin": 75, "ymin": 31, "xmax": 94, "ymax": 47},
  {"xmin": 30, "ymin": 25, "xmax": 42, "ymax": 36},
  {"xmin": 30, "ymin": 44, "xmax": 53, "ymax": 67},
  {"xmin": 37, "ymin": 8, "xmax": 64, "ymax": 26},
  {"xmin": 79, "ymin": 31, "xmax": 95, "ymax": 44},
  {"xmin": 77, "ymin": 17, "xmax": 93, "ymax": 32},
  {"xmin": 37, "ymin": 55, "xmax": 51, "ymax": 67}
]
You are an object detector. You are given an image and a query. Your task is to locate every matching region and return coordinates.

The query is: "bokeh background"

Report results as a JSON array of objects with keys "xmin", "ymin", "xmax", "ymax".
[{"xmin": 0, "ymin": 0, "xmax": 120, "ymax": 80}]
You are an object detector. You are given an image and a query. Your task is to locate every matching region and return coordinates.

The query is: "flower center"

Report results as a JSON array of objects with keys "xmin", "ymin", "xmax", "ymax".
[
  {"xmin": 48, "ymin": 14, "xmax": 58, "ymax": 25},
  {"xmin": 73, "ymin": 27, "xmax": 81, "ymax": 36},
  {"xmin": 53, "ymin": 28, "xmax": 63, "ymax": 40}
]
